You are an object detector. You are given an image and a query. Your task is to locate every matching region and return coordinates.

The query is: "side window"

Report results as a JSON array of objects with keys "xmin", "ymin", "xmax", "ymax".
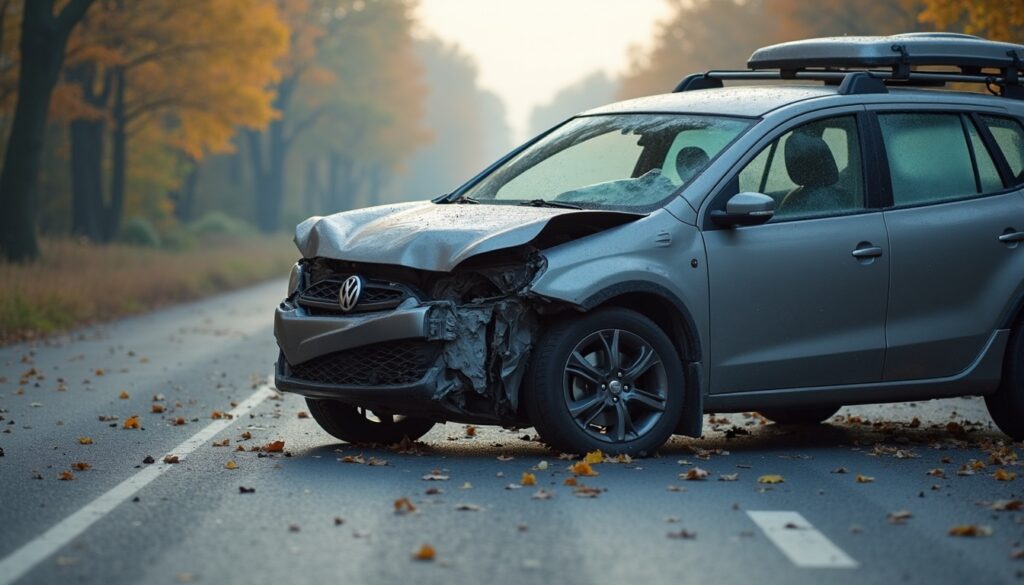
[
  {"xmin": 965, "ymin": 120, "xmax": 1003, "ymax": 193},
  {"xmin": 736, "ymin": 116, "xmax": 864, "ymax": 220},
  {"xmin": 878, "ymin": 113, "xmax": 993, "ymax": 206},
  {"xmin": 980, "ymin": 115, "xmax": 1024, "ymax": 183}
]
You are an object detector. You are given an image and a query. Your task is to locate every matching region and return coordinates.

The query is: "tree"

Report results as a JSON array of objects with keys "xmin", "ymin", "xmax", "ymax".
[
  {"xmin": 919, "ymin": 0, "xmax": 1024, "ymax": 41},
  {"xmin": 0, "ymin": 0, "xmax": 94, "ymax": 262},
  {"xmin": 63, "ymin": 0, "xmax": 286, "ymax": 242}
]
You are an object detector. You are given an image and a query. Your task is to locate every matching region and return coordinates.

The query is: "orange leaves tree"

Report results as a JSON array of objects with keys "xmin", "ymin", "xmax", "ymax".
[
  {"xmin": 245, "ymin": 0, "xmax": 428, "ymax": 231},
  {"xmin": 63, "ymin": 0, "xmax": 287, "ymax": 242},
  {"xmin": 919, "ymin": 0, "xmax": 1024, "ymax": 42},
  {"xmin": 0, "ymin": 0, "xmax": 94, "ymax": 262}
]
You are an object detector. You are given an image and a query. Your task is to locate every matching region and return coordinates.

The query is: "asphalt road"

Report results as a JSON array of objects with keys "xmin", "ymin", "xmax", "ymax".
[{"xmin": 2, "ymin": 280, "xmax": 1024, "ymax": 585}]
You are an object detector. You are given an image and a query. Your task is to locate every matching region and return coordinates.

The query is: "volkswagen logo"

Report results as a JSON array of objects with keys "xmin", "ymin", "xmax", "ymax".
[{"xmin": 338, "ymin": 275, "xmax": 363, "ymax": 312}]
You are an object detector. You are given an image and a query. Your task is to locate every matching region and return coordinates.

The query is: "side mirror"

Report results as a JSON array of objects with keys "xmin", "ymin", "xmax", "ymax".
[{"xmin": 710, "ymin": 192, "xmax": 776, "ymax": 227}]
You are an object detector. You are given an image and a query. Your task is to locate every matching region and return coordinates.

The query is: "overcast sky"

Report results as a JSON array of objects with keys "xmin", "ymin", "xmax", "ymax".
[{"xmin": 415, "ymin": 0, "xmax": 673, "ymax": 142}]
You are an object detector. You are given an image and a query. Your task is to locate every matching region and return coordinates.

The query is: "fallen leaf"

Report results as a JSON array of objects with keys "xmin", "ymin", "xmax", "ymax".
[
  {"xmin": 412, "ymin": 544, "xmax": 435, "ymax": 561},
  {"xmin": 856, "ymin": 474, "xmax": 875, "ymax": 483},
  {"xmin": 496, "ymin": 454, "xmax": 514, "ymax": 462},
  {"xmin": 683, "ymin": 467, "xmax": 709, "ymax": 481},
  {"xmin": 151, "ymin": 403, "xmax": 165, "ymax": 414},
  {"xmin": 459, "ymin": 482, "xmax": 473, "ymax": 489},
  {"xmin": 531, "ymin": 489, "xmax": 554, "ymax": 500},
  {"xmin": 367, "ymin": 457, "xmax": 388, "ymax": 466},
  {"xmin": 212, "ymin": 438, "xmax": 229, "ymax": 447},
  {"xmin": 78, "ymin": 437, "xmax": 94, "ymax": 445},
  {"xmin": 831, "ymin": 467, "xmax": 848, "ymax": 474},
  {"xmin": 297, "ymin": 411, "xmax": 309, "ymax": 419},
  {"xmin": 239, "ymin": 486, "xmax": 255, "ymax": 494},
  {"xmin": 949, "ymin": 524, "xmax": 992, "ymax": 537},
  {"xmin": 990, "ymin": 499, "xmax": 1024, "ymax": 511},
  {"xmin": 58, "ymin": 471, "xmax": 75, "ymax": 481},
  {"xmin": 394, "ymin": 497, "xmax": 417, "ymax": 514},
  {"xmin": 264, "ymin": 440, "xmax": 285, "ymax": 453},
  {"xmin": 535, "ymin": 461, "xmax": 549, "ymax": 470},
  {"xmin": 584, "ymin": 450, "xmax": 604, "ymax": 464},
  {"xmin": 123, "ymin": 415, "xmax": 140, "ymax": 430},
  {"xmin": 570, "ymin": 461, "xmax": 598, "ymax": 477},
  {"xmin": 240, "ymin": 431, "xmax": 252, "ymax": 440},
  {"xmin": 71, "ymin": 461, "xmax": 91, "ymax": 471},
  {"xmin": 926, "ymin": 468, "xmax": 946, "ymax": 478},
  {"xmin": 572, "ymin": 484, "xmax": 602, "ymax": 498},
  {"xmin": 118, "ymin": 391, "xmax": 129, "ymax": 399},
  {"xmin": 994, "ymin": 468, "xmax": 1017, "ymax": 481},
  {"xmin": 425, "ymin": 487, "xmax": 443, "ymax": 495},
  {"xmin": 163, "ymin": 454, "xmax": 180, "ymax": 464},
  {"xmin": 718, "ymin": 473, "xmax": 739, "ymax": 482},
  {"xmin": 521, "ymin": 472, "xmax": 537, "ymax": 486},
  {"xmin": 563, "ymin": 477, "xmax": 578, "ymax": 486},
  {"xmin": 211, "ymin": 411, "xmax": 224, "ymax": 420},
  {"xmin": 757, "ymin": 474, "xmax": 785, "ymax": 484},
  {"xmin": 455, "ymin": 503, "xmax": 483, "ymax": 511},
  {"xmin": 142, "ymin": 455, "xmax": 155, "ymax": 464},
  {"xmin": 173, "ymin": 417, "xmax": 186, "ymax": 426},
  {"xmin": 465, "ymin": 425, "xmax": 476, "ymax": 437},
  {"xmin": 888, "ymin": 510, "xmax": 912, "ymax": 524},
  {"xmin": 422, "ymin": 470, "xmax": 449, "ymax": 481},
  {"xmin": 667, "ymin": 529, "xmax": 697, "ymax": 540},
  {"xmin": 225, "ymin": 460, "xmax": 238, "ymax": 470}
]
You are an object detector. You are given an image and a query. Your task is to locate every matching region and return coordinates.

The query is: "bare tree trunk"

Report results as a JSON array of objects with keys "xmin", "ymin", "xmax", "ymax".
[
  {"xmin": 0, "ymin": 0, "xmax": 95, "ymax": 261},
  {"xmin": 102, "ymin": 65, "xmax": 126, "ymax": 242},
  {"xmin": 66, "ymin": 62, "xmax": 111, "ymax": 241}
]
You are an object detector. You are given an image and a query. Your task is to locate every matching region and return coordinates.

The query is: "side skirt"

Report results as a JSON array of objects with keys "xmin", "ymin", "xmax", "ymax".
[{"xmin": 704, "ymin": 329, "xmax": 1009, "ymax": 413}]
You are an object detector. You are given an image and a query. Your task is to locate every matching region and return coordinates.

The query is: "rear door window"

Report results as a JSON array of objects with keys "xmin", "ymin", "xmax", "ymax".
[
  {"xmin": 878, "ymin": 113, "xmax": 978, "ymax": 206},
  {"xmin": 980, "ymin": 115, "xmax": 1024, "ymax": 183}
]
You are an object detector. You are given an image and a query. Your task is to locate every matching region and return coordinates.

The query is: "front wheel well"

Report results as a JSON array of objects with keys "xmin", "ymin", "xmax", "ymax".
[{"xmin": 591, "ymin": 291, "xmax": 700, "ymax": 366}]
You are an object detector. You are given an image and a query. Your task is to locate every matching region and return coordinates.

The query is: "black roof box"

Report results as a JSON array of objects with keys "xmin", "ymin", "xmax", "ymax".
[{"xmin": 748, "ymin": 33, "xmax": 1024, "ymax": 73}]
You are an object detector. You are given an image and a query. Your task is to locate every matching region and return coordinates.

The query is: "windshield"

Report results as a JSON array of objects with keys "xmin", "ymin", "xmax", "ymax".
[{"xmin": 459, "ymin": 114, "xmax": 752, "ymax": 210}]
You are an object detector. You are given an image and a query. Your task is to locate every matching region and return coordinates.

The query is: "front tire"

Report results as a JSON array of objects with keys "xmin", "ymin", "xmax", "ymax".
[
  {"xmin": 306, "ymin": 398, "xmax": 435, "ymax": 445},
  {"xmin": 524, "ymin": 307, "xmax": 685, "ymax": 456},
  {"xmin": 985, "ymin": 323, "xmax": 1024, "ymax": 440}
]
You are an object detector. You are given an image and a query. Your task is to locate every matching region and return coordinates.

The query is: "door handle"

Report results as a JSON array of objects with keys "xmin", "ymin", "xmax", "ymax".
[
  {"xmin": 998, "ymin": 230, "xmax": 1024, "ymax": 243},
  {"xmin": 851, "ymin": 246, "xmax": 883, "ymax": 258}
]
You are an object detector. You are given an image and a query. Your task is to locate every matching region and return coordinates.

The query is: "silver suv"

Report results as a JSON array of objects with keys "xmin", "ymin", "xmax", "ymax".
[{"xmin": 275, "ymin": 33, "xmax": 1024, "ymax": 455}]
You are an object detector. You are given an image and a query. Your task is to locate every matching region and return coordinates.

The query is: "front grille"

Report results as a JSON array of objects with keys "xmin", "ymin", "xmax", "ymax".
[
  {"xmin": 297, "ymin": 278, "xmax": 411, "ymax": 314},
  {"xmin": 286, "ymin": 342, "xmax": 439, "ymax": 386}
]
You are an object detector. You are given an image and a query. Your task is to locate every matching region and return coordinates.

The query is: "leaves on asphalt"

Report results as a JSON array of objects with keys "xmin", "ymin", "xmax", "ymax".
[
  {"xmin": 570, "ymin": 461, "xmax": 598, "ymax": 477},
  {"xmin": 412, "ymin": 544, "xmax": 435, "ymax": 561},
  {"xmin": 72, "ymin": 461, "xmax": 91, "ymax": 471},
  {"xmin": 58, "ymin": 471, "xmax": 75, "ymax": 481},
  {"xmin": 584, "ymin": 450, "xmax": 604, "ymax": 464},
  {"xmin": 225, "ymin": 460, "xmax": 238, "ymax": 470},
  {"xmin": 455, "ymin": 503, "xmax": 483, "ymax": 511},
  {"xmin": 855, "ymin": 474, "xmax": 875, "ymax": 483},
  {"xmin": 993, "ymin": 468, "xmax": 1016, "ymax": 481},
  {"xmin": 394, "ymin": 497, "xmax": 417, "ymax": 514},
  {"xmin": 78, "ymin": 437, "xmax": 93, "ymax": 445},
  {"xmin": 422, "ymin": 470, "xmax": 449, "ymax": 481},
  {"xmin": 887, "ymin": 510, "xmax": 912, "ymax": 524},
  {"xmin": 163, "ymin": 454, "xmax": 180, "ymax": 464},
  {"xmin": 948, "ymin": 524, "xmax": 992, "ymax": 537},
  {"xmin": 123, "ymin": 415, "xmax": 140, "ymax": 430},
  {"xmin": 263, "ymin": 440, "xmax": 285, "ymax": 453},
  {"xmin": 683, "ymin": 467, "xmax": 709, "ymax": 481},
  {"xmin": 718, "ymin": 473, "xmax": 739, "ymax": 481},
  {"xmin": 520, "ymin": 472, "xmax": 537, "ymax": 486},
  {"xmin": 757, "ymin": 474, "xmax": 784, "ymax": 484},
  {"xmin": 989, "ymin": 499, "xmax": 1024, "ymax": 511}
]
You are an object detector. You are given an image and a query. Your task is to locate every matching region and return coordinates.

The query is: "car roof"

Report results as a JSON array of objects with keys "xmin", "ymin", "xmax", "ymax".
[{"xmin": 581, "ymin": 84, "xmax": 1020, "ymax": 119}]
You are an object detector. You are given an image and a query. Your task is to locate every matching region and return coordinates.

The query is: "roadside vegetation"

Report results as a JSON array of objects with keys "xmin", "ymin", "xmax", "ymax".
[{"xmin": 0, "ymin": 218, "xmax": 295, "ymax": 343}]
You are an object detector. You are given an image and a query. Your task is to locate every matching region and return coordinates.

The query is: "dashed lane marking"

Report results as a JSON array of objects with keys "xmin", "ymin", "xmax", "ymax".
[
  {"xmin": 747, "ymin": 510, "xmax": 859, "ymax": 569},
  {"xmin": 0, "ymin": 383, "xmax": 277, "ymax": 585}
]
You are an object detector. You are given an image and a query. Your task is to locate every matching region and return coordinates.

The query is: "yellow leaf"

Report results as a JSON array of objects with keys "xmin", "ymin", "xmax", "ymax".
[
  {"xmin": 855, "ymin": 474, "xmax": 875, "ymax": 483},
  {"xmin": 521, "ymin": 472, "xmax": 537, "ymax": 486},
  {"xmin": 757, "ymin": 474, "xmax": 785, "ymax": 484},
  {"xmin": 412, "ymin": 544, "xmax": 435, "ymax": 561},
  {"xmin": 584, "ymin": 450, "xmax": 604, "ymax": 464},
  {"xmin": 118, "ymin": 391, "xmax": 129, "ymax": 399},
  {"xmin": 78, "ymin": 437, "xmax": 94, "ymax": 445},
  {"xmin": 569, "ymin": 461, "xmax": 598, "ymax": 477},
  {"xmin": 994, "ymin": 468, "xmax": 1016, "ymax": 481},
  {"xmin": 123, "ymin": 415, "xmax": 140, "ymax": 430},
  {"xmin": 225, "ymin": 460, "xmax": 238, "ymax": 470}
]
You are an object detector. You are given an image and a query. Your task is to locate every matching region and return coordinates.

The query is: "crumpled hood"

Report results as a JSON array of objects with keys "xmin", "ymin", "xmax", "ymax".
[{"xmin": 294, "ymin": 201, "xmax": 640, "ymax": 272}]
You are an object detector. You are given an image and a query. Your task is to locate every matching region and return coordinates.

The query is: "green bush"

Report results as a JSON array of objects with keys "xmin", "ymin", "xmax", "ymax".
[
  {"xmin": 117, "ymin": 217, "xmax": 161, "ymax": 248},
  {"xmin": 187, "ymin": 211, "xmax": 255, "ymax": 240}
]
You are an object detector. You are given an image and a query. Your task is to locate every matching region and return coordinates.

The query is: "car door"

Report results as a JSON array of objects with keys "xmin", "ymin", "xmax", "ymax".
[
  {"xmin": 703, "ymin": 111, "xmax": 890, "ymax": 394},
  {"xmin": 874, "ymin": 108, "xmax": 1024, "ymax": 381}
]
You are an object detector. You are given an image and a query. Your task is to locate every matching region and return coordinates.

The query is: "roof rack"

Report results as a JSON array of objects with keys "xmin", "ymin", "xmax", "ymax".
[{"xmin": 672, "ymin": 33, "xmax": 1024, "ymax": 100}]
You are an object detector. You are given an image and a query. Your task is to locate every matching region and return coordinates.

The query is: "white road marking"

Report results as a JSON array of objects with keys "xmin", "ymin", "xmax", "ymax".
[
  {"xmin": 0, "ymin": 384, "xmax": 277, "ymax": 585},
  {"xmin": 747, "ymin": 510, "xmax": 859, "ymax": 569}
]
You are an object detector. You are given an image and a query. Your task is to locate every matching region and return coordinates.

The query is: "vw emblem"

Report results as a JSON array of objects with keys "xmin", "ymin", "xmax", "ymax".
[{"xmin": 338, "ymin": 275, "xmax": 363, "ymax": 312}]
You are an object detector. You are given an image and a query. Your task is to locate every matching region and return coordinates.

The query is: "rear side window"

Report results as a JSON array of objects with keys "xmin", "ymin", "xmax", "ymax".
[
  {"xmin": 980, "ymin": 115, "xmax": 1024, "ymax": 182},
  {"xmin": 878, "ymin": 113, "xmax": 981, "ymax": 206}
]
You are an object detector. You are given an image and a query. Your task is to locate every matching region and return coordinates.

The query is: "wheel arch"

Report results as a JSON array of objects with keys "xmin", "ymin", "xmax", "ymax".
[{"xmin": 573, "ymin": 281, "xmax": 704, "ymax": 437}]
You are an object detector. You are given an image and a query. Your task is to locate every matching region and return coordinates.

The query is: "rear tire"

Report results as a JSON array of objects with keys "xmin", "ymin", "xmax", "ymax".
[
  {"xmin": 985, "ymin": 324, "xmax": 1024, "ymax": 440},
  {"xmin": 306, "ymin": 398, "xmax": 435, "ymax": 445},
  {"xmin": 524, "ymin": 307, "xmax": 684, "ymax": 457},
  {"xmin": 759, "ymin": 406, "xmax": 840, "ymax": 425}
]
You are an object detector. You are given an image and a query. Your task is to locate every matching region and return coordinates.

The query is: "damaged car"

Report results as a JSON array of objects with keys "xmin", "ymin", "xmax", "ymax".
[{"xmin": 276, "ymin": 33, "xmax": 1024, "ymax": 455}]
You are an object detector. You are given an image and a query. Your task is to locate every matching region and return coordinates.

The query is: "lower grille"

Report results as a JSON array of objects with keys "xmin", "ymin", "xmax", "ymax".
[
  {"xmin": 286, "ymin": 342, "xmax": 439, "ymax": 386},
  {"xmin": 297, "ymin": 278, "xmax": 412, "ymax": 314}
]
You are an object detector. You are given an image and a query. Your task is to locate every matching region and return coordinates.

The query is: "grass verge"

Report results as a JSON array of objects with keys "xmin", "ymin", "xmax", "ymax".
[{"xmin": 0, "ymin": 236, "xmax": 296, "ymax": 344}]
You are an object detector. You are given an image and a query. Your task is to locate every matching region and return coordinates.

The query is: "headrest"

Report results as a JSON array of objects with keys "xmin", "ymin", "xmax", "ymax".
[
  {"xmin": 675, "ymin": 146, "xmax": 710, "ymax": 183},
  {"xmin": 784, "ymin": 132, "xmax": 839, "ymax": 187}
]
